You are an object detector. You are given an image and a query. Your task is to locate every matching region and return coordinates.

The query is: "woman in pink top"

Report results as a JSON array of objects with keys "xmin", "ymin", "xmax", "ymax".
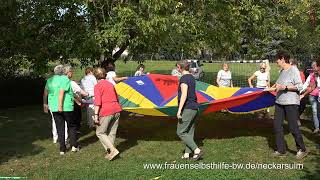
[
  {"xmin": 93, "ymin": 67, "xmax": 122, "ymax": 160},
  {"xmin": 301, "ymin": 61, "xmax": 319, "ymax": 133}
]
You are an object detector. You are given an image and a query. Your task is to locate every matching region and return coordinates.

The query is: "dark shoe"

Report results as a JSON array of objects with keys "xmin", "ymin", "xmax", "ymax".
[{"xmin": 192, "ymin": 150, "xmax": 204, "ymax": 161}]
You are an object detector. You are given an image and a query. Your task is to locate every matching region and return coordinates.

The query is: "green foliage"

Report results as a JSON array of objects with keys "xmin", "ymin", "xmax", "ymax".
[{"xmin": 1, "ymin": 0, "xmax": 320, "ymax": 75}]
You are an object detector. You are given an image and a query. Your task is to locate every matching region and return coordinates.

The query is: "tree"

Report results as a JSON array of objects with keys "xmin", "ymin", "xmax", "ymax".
[{"xmin": 1, "ymin": 0, "xmax": 319, "ymax": 77}]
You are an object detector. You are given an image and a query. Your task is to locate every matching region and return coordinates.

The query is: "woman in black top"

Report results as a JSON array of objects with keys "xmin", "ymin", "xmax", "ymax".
[{"xmin": 176, "ymin": 60, "xmax": 203, "ymax": 160}]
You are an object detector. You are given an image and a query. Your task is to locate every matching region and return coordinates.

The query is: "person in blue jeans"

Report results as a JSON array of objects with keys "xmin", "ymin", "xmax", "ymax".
[
  {"xmin": 301, "ymin": 61, "xmax": 319, "ymax": 133},
  {"xmin": 302, "ymin": 59, "xmax": 320, "ymax": 149}
]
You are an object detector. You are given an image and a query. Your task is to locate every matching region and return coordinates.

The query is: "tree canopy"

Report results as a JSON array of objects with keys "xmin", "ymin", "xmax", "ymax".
[{"xmin": 1, "ymin": 0, "xmax": 320, "ymax": 77}]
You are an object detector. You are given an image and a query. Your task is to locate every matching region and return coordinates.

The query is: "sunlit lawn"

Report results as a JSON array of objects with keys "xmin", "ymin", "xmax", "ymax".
[
  {"xmin": 0, "ymin": 106, "xmax": 319, "ymax": 179},
  {"xmin": 1, "ymin": 61, "xmax": 319, "ymax": 179}
]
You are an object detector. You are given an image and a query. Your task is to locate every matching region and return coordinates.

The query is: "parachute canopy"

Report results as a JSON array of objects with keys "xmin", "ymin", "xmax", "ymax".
[{"xmin": 115, "ymin": 74, "xmax": 275, "ymax": 116}]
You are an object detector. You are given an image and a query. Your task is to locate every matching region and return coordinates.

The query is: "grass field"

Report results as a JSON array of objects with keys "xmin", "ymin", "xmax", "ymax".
[{"xmin": 1, "ymin": 61, "xmax": 319, "ymax": 179}]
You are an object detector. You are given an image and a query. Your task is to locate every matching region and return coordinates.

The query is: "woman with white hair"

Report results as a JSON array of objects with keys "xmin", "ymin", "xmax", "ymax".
[
  {"xmin": 63, "ymin": 65, "xmax": 89, "ymax": 149},
  {"xmin": 43, "ymin": 65, "xmax": 68, "ymax": 144},
  {"xmin": 64, "ymin": 65, "xmax": 89, "ymax": 134},
  {"xmin": 43, "ymin": 64, "xmax": 76, "ymax": 155}
]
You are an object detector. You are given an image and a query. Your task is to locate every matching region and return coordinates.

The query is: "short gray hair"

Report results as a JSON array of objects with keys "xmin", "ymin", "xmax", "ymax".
[
  {"xmin": 63, "ymin": 64, "xmax": 72, "ymax": 75},
  {"xmin": 53, "ymin": 65, "xmax": 64, "ymax": 75}
]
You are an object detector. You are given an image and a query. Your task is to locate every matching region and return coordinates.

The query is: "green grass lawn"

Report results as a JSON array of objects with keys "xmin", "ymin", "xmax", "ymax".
[
  {"xmin": 0, "ymin": 106, "xmax": 319, "ymax": 179},
  {"xmin": 0, "ymin": 61, "xmax": 319, "ymax": 179}
]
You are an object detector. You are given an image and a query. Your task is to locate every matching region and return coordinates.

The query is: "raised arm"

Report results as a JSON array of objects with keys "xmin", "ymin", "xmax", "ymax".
[{"xmin": 113, "ymin": 76, "xmax": 128, "ymax": 82}]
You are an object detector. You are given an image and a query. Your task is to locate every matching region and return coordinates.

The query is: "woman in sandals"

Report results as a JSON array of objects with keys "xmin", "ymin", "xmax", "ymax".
[
  {"xmin": 176, "ymin": 60, "xmax": 203, "ymax": 160},
  {"xmin": 93, "ymin": 67, "xmax": 122, "ymax": 161}
]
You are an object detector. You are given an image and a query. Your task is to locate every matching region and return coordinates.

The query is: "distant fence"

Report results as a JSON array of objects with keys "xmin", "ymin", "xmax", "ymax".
[{"xmin": 199, "ymin": 59, "xmax": 273, "ymax": 87}]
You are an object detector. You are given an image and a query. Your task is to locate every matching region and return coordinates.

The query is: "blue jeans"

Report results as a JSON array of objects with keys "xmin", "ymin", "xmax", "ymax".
[{"xmin": 309, "ymin": 95, "xmax": 319, "ymax": 129}]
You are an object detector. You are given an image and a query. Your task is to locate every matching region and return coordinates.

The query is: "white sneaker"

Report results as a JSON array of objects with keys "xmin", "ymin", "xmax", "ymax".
[
  {"xmin": 71, "ymin": 146, "xmax": 80, "ymax": 152},
  {"xmin": 296, "ymin": 149, "xmax": 308, "ymax": 159},
  {"xmin": 297, "ymin": 120, "xmax": 301, "ymax": 126},
  {"xmin": 53, "ymin": 139, "xmax": 58, "ymax": 144},
  {"xmin": 60, "ymin": 152, "xmax": 65, "ymax": 155},
  {"xmin": 181, "ymin": 153, "xmax": 190, "ymax": 159}
]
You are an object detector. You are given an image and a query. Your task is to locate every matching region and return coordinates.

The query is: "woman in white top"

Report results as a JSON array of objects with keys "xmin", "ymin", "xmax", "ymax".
[
  {"xmin": 248, "ymin": 62, "xmax": 270, "ymax": 88},
  {"xmin": 216, "ymin": 63, "xmax": 233, "ymax": 87},
  {"xmin": 105, "ymin": 62, "xmax": 128, "ymax": 85},
  {"xmin": 247, "ymin": 62, "xmax": 270, "ymax": 120}
]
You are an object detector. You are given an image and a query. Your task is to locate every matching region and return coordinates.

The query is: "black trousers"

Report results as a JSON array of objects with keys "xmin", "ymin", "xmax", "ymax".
[
  {"xmin": 274, "ymin": 104, "xmax": 306, "ymax": 153},
  {"xmin": 299, "ymin": 96, "xmax": 308, "ymax": 116},
  {"xmin": 52, "ymin": 112, "xmax": 78, "ymax": 152},
  {"xmin": 73, "ymin": 103, "xmax": 82, "ymax": 131}
]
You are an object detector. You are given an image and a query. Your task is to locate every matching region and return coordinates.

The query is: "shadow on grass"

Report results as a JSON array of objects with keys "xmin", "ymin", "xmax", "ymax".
[
  {"xmin": 0, "ymin": 106, "xmax": 48, "ymax": 164},
  {"xmin": 300, "ymin": 128, "xmax": 320, "ymax": 179},
  {"xmin": 2, "ymin": 104, "xmax": 316, "ymax": 168},
  {"xmin": 106, "ymin": 112, "xmax": 278, "ymax": 154}
]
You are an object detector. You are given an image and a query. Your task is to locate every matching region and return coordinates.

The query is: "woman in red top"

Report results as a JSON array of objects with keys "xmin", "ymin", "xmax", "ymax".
[{"xmin": 93, "ymin": 67, "xmax": 122, "ymax": 161}]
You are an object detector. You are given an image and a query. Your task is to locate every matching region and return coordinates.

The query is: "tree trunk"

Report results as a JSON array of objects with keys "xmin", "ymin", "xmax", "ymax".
[{"xmin": 100, "ymin": 43, "xmax": 129, "ymax": 67}]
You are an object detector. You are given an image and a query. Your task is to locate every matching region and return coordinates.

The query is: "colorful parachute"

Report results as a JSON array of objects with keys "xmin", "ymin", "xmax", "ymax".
[{"xmin": 115, "ymin": 74, "xmax": 276, "ymax": 116}]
